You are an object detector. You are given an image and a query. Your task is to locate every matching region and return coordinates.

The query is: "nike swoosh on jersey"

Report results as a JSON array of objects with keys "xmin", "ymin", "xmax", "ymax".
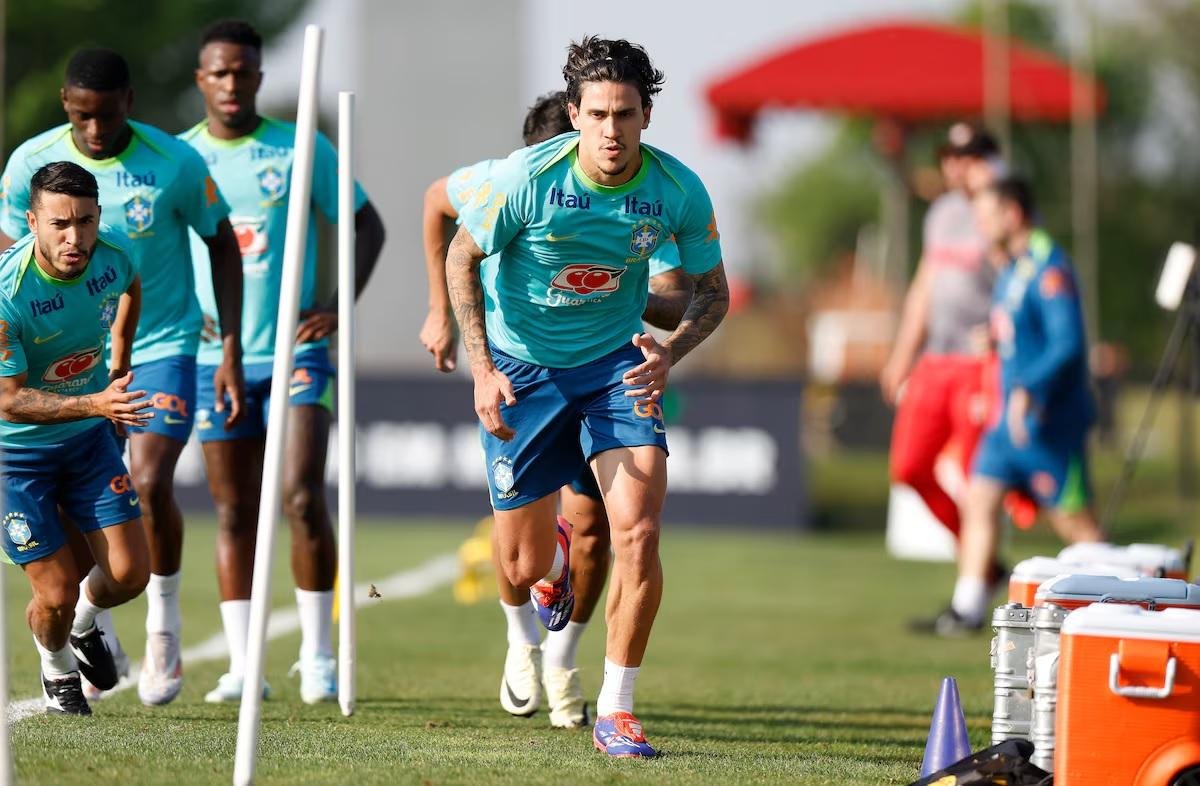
[
  {"xmin": 545, "ymin": 232, "xmax": 579, "ymax": 243},
  {"xmin": 504, "ymin": 678, "xmax": 532, "ymax": 712},
  {"xmin": 33, "ymin": 330, "xmax": 63, "ymax": 344}
]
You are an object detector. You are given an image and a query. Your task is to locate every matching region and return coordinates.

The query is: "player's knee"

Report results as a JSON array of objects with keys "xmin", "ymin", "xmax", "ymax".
[
  {"xmin": 612, "ymin": 517, "xmax": 660, "ymax": 562},
  {"xmin": 110, "ymin": 558, "xmax": 150, "ymax": 597},
  {"xmin": 33, "ymin": 581, "xmax": 78, "ymax": 620},
  {"xmin": 500, "ymin": 551, "xmax": 547, "ymax": 589},
  {"xmin": 132, "ymin": 464, "xmax": 173, "ymax": 508},
  {"xmin": 213, "ymin": 498, "xmax": 257, "ymax": 537},
  {"xmin": 281, "ymin": 481, "xmax": 325, "ymax": 527},
  {"xmin": 573, "ymin": 526, "xmax": 611, "ymax": 562}
]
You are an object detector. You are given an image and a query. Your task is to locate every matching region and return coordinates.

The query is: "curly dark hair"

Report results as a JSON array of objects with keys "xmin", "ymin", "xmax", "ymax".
[
  {"xmin": 522, "ymin": 91, "xmax": 572, "ymax": 145},
  {"xmin": 562, "ymin": 36, "xmax": 665, "ymax": 109}
]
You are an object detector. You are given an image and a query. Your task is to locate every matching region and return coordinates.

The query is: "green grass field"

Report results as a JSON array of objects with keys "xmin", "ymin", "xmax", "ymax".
[{"xmin": 3, "ymin": 449, "xmax": 1194, "ymax": 785}]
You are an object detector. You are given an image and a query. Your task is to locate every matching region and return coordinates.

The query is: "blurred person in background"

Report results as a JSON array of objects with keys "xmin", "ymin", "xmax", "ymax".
[
  {"xmin": 421, "ymin": 91, "xmax": 691, "ymax": 729},
  {"xmin": 923, "ymin": 177, "xmax": 1104, "ymax": 636}
]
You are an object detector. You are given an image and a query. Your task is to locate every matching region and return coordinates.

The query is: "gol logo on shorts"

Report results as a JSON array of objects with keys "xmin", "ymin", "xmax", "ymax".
[
  {"xmin": 151, "ymin": 392, "xmax": 189, "ymax": 417},
  {"xmin": 110, "ymin": 473, "xmax": 135, "ymax": 495},
  {"xmin": 633, "ymin": 401, "xmax": 664, "ymax": 420}
]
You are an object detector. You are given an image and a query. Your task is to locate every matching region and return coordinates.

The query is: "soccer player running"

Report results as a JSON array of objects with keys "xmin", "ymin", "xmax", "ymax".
[
  {"xmin": 447, "ymin": 37, "xmax": 728, "ymax": 756},
  {"xmin": 422, "ymin": 92, "xmax": 692, "ymax": 728},
  {"xmin": 936, "ymin": 177, "xmax": 1104, "ymax": 634},
  {"xmin": 0, "ymin": 49, "xmax": 245, "ymax": 705},
  {"xmin": 0, "ymin": 162, "xmax": 152, "ymax": 715},
  {"xmin": 181, "ymin": 19, "xmax": 386, "ymax": 703}
]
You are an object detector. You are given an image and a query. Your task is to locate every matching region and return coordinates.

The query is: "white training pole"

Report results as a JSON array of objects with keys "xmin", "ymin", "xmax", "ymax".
[
  {"xmin": 0, "ymin": 565, "xmax": 11, "ymax": 786},
  {"xmin": 336, "ymin": 90, "xmax": 357, "ymax": 718},
  {"xmin": 233, "ymin": 23, "xmax": 323, "ymax": 786}
]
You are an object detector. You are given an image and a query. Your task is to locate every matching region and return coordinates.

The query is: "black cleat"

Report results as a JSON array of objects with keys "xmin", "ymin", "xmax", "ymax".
[
  {"xmin": 42, "ymin": 672, "xmax": 92, "ymax": 716},
  {"xmin": 69, "ymin": 625, "xmax": 118, "ymax": 691},
  {"xmin": 908, "ymin": 606, "xmax": 985, "ymax": 638}
]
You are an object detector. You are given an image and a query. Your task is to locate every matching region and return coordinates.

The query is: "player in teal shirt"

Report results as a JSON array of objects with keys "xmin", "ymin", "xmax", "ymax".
[
  {"xmin": 175, "ymin": 20, "xmax": 386, "ymax": 705},
  {"xmin": 448, "ymin": 38, "xmax": 729, "ymax": 757},
  {"xmin": 0, "ymin": 49, "xmax": 247, "ymax": 707},
  {"xmin": 0, "ymin": 162, "xmax": 152, "ymax": 715},
  {"xmin": 422, "ymin": 91, "xmax": 694, "ymax": 730}
]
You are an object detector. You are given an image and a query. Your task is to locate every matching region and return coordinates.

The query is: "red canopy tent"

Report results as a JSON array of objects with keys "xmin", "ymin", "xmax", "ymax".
[{"xmin": 705, "ymin": 21, "xmax": 1104, "ymax": 142}]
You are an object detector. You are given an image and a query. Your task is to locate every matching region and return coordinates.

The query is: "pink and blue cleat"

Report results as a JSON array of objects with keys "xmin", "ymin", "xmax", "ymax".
[
  {"xmin": 530, "ymin": 517, "xmax": 575, "ymax": 632},
  {"xmin": 593, "ymin": 712, "xmax": 657, "ymax": 758}
]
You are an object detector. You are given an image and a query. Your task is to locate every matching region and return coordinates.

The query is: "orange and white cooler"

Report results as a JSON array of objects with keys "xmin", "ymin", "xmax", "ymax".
[
  {"xmin": 1055, "ymin": 604, "xmax": 1200, "ymax": 786},
  {"xmin": 1057, "ymin": 542, "xmax": 1191, "ymax": 580},
  {"xmin": 1034, "ymin": 575, "xmax": 1200, "ymax": 613},
  {"xmin": 1008, "ymin": 556, "xmax": 1137, "ymax": 607}
]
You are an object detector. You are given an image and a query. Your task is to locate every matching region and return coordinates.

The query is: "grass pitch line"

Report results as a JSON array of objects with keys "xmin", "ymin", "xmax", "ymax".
[{"xmin": 7, "ymin": 552, "xmax": 459, "ymax": 723}]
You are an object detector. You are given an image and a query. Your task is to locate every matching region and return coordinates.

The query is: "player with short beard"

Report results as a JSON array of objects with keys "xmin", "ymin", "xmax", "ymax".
[{"xmin": 448, "ymin": 36, "xmax": 729, "ymax": 756}]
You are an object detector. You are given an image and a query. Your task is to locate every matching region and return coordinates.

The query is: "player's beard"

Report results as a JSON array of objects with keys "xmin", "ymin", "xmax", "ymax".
[{"xmin": 41, "ymin": 238, "xmax": 94, "ymax": 280}]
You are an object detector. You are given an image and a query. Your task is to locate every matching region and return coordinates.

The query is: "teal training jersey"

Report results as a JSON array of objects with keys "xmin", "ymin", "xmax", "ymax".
[
  {"xmin": 179, "ymin": 118, "xmax": 367, "ymax": 365},
  {"xmin": 0, "ymin": 121, "xmax": 230, "ymax": 366},
  {"xmin": 0, "ymin": 226, "xmax": 136, "ymax": 446},
  {"xmin": 458, "ymin": 133, "xmax": 720, "ymax": 368}
]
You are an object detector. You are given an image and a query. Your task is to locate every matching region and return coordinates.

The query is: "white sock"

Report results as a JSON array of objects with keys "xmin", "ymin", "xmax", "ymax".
[
  {"xmin": 34, "ymin": 635, "xmax": 77, "ymax": 678},
  {"xmin": 95, "ymin": 608, "xmax": 124, "ymax": 659},
  {"xmin": 542, "ymin": 519, "xmax": 571, "ymax": 583},
  {"xmin": 145, "ymin": 571, "xmax": 182, "ymax": 636},
  {"xmin": 296, "ymin": 588, "xmax": 334, "ymax": 659},
  {"xmin": 543, "ymin": 621, "xmax": 587, "ymax": 671},
  {"xmin": 951, "ymin": 576, "xmax": 990, "ymax": 624},
  {"xmin": 71, "ymin": 571, "xmax": 106, "ymax": 635},
  {"xmin": 220, "ymin": 600, "xmax": 251, "ymax": 677},
  {"xmin": 500, "ymin": 599, "xmax": 541, "ymax": 647},
  {"xmin": 596, "ymin": 658, "xmax": 639, "ymax": 717}
]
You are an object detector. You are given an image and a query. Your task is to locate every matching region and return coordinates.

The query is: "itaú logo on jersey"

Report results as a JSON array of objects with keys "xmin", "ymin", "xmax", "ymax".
[
  {"xmin": 42, "ymin": 345, "xmax": 102, "ymax": 384},
  {"xmin": 549, "ymin": 264, "xmax": 626, "ymax": 296},
  {"xmin": 232, "ymin": 215, "xmax": 268, "ymax": 260}
]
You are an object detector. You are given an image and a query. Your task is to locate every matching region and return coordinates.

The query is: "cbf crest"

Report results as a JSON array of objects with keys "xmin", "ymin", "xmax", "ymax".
[
  {"xmin": 98, "ymin": 293, "xmax": 119, "ymax": 330},
  {"xmin": 258, "ymin": 165, "xmax": 287, "ymax": 203},
  {"xmin": 4, "ymin": 512, "xmax": 31, "ymax": 547},
  {"xmin": 630, "ymin": 223, "xmax": 661, "ymax": 258},
  {"xmin": 124, "ymin": 194, "xmax": 155, "ymax": 234}
]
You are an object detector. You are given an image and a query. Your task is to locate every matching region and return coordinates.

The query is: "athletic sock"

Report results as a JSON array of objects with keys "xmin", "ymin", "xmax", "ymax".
[
  {"xmin": 34, "ymin": 635, "xmax": 77, "ymax": 679},
  {"xmin": 950, "ymin": 576, "xmax": 989, "ymax": 624},
  {"xmin": 542, "ymin": 519, "xmax": 572, "ymax": 584},
  {"xmin": 219, "ymin": 600, "xmax": 251, "ymax": 677},
  {"xmin": 596, "ymin": 658, "xmax": 639, "ymax": 717},
  {"xmin": 543, "ymin": 620, "xmax": 586, "ymax": 671},
  {"xmin": 500, "ymin": 599, "xmax": 541, "ymax": 648},
  {"xmin": 71, "ymin": 569, "xmax": 106, "ymax": 636},
  {"xmin": 95, "ymin": 608, "xmax": 124, "ymax": 659},
  {"xmin": 295, "ymin": 588, "xmax": 334, "ymax": 660},
  {"xmin": 145, "ymin": 571, "xmax": 182, "ymax": 636}
]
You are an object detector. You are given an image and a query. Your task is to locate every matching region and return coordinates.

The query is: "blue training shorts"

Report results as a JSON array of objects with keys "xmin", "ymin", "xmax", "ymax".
[
  {"xmin": 0, "ymin": 422, "xmax": 142, "ymax": 565},
  {"xmin": 568, "ymin": 464, "xmax": 604, "ymax": 502},
  {"xmin": 482, "ymin": 342, "xmax": 668, "ymax": 511},
  {"xmin": 972, "ymin": 420, "xmax": 1092, "ymax": 513},
  {"xmin": 129, "ymin": 354, "xmax": 197, "ymax": 443},
  {"xmin": 195, "ymin": 347, "xmax": 334, "ymax": 442}
]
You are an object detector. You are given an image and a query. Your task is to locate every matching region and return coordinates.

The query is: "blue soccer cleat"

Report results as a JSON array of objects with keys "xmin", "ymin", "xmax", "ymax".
[
  {"xmin": 530, "ymin": 517, "xmax": 574, "ymax": 632},
  {"xmin": 593, "ymin": 712, "xmax": 657, "ymax": 758}
]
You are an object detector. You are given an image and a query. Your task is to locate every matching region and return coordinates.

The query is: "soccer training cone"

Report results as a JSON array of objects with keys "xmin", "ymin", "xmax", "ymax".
[{"xmin": 919, "ymin": 676, "xmax": 971, "ymax": 777}]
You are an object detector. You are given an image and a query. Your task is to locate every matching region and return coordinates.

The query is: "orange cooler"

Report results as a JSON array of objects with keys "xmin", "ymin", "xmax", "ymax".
[
  {"xmin": 1034, "ymin": 575, "xmax": 1200, "ymax": 612},
  {"xmin": 1008, "ymin": 557, "xmax": 1136, "ymax": 607},
  {"xmin": 1056, "ymin": 604, "xmax": 1200, "ymax": 786},
  {"xmin": 1057, "ymin": 542, "xmax": 1190, "ymax": 580}
]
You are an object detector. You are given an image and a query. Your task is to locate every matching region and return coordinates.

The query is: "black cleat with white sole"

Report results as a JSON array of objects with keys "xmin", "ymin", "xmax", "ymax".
[
  {"xmin": 43, "ymin": 672, "xmax": 92, "ymax": 716},
  {"xmin": 69, "ymin": 625, "xmax": 119, "ymax": 691}
]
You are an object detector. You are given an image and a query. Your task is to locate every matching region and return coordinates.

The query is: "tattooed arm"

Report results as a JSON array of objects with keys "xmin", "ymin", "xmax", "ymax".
[
  {"xmin": 641, "ymin": 268, "xmax": 694, "ymax": 331},
  {"xmin": 0, "ymin": 371, "xmax": 153, "ymax": 426},
  {"xmin": 446, "ymin": 225, "xmax": 516, "ymax": 440},
  {"xmin": 662, "ymin": 263, "xmax": 730, "ymax": 365}
]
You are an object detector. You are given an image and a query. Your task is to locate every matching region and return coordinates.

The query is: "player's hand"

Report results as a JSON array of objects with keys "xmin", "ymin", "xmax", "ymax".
[
  {"xmin": 623, "ymin": 333, "xmax": 669, "ymax": 404},
  {"xmin": 92, "ymin": 371, "xmax": 153, "ymax": 428},
  {"xmin": 1007, "ymin": 387, "xmax": 1030, "ymax": 448},
  {"xmin": 213, "ymin": 355, "xmax": 246, "ymax": 430},
  {"xmin": 473, "ymin": 366, "xmax": 516, "ymax": 441},
  {"xmin": 201, "ymin": 315, "xmax": 221, "ymax": 345},
  {"xmin": 419, "ymin": 307, "xmax": 458, "ymax": 373},
  {"xmin": 879, "ymin": 357, "xmax": 908, "ymax": 406},
  {"xmin": 296, "ymin": 308, "xmax": 338, "ymax": 344}
]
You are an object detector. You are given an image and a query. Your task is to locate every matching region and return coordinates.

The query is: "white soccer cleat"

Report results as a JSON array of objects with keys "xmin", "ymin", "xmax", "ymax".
[
  {"xmin": 499, "ymin": 643, "xmax": 542, "ymax": 717},
  {"xmin": 204, "ymin": 672, "xmax": 271, "ymax": 704},
  {"xmin": 138, "ymin": 631, "xmax": 184, "ymax": 706},
  {"xmin": 289, "ymin": 654, "xmax": 337, "ymax": 704},
  {"xmin": 83, "ymin": 646, "xmax": 130, "ymax": 702},
  {"xmin": 544, "ymin": 666, "xmax": 588, "ymax": 729}
]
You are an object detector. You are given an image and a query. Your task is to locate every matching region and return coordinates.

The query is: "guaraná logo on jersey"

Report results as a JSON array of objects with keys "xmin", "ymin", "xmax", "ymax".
[
  {"xmin": 232, "ymin": 215, "xmax": 268, "ymax": 259},
  {"xmin": 124, "ymin": 193, "xmax": 155, "ymax": 234},
  {"xmin": 42, "ymin": 345, "xmax": 102, "ymax": 384},
  {"xmin": 549, "ymin": 264, "xmax": 626, "ymax": 296},
  {"xmin": 630, "ymin": 223, "xmax": 661, "ymax": 258},
  {"xmin": 258, "ymin": 166, "xmax": 287, "ymax": 202},
  {"xmin": 98, "ymin": 293, "xmax": 119, "ymax": 330}
]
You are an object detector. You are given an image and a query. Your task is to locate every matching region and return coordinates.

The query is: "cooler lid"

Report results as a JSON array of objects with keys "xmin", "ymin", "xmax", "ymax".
[
  {"xmin": 1035, "ymin": 575, "xmax": 1200, "ymax": 605},
  {"xmin": 1011, "ymin": 556, "xmax": 1138, "ymax": 583},
  {"xmin": 1061, "ymin": 603, "xmax": 1200, "ymax": 641},
  {"xmin": 1057, "ymin": 542, "xmax": 1185, "ymax": 573}
]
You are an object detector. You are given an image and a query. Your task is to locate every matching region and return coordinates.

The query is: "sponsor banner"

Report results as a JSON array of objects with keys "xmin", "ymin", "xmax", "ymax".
[{"xmin": 173, "ymin": 376, "xmax": 807, "ymax": 528}]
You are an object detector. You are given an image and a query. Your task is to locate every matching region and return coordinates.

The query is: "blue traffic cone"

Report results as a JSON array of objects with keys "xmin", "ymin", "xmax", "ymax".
[{"xmin": 919, "ymin": 676, "xmax": 972, "ymax": 777}]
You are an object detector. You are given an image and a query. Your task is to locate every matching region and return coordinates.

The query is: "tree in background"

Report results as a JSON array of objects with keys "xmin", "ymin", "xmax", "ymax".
[{"xmin": 4, "ymin": 0, "xmax": 308, "ymax": 154}]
